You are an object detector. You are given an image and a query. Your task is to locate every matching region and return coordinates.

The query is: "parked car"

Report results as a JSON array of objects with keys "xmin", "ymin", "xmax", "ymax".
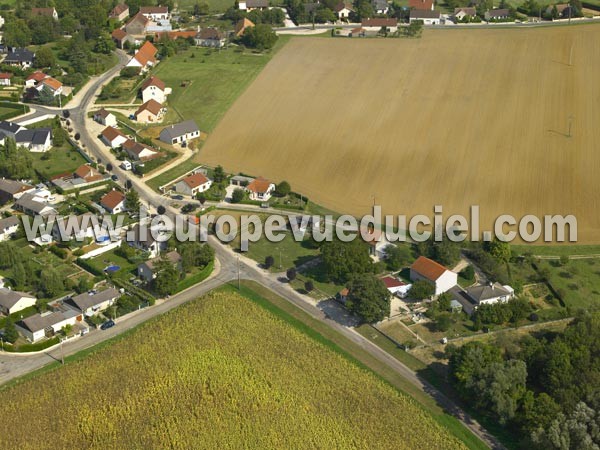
[
  {"xmin": 111, "ymin": 175, "xmax": 118, "ymax": 181},
  {"xmin": 100, "ymin": 320, "xmax": 115, "ymax": 330},
  {"xmin": 181, "ymin": 203, "xmax": 197, "ymax": 213},
  {"xmin": 172, "ymin": 194, "xmax": 184, "ymax": 200}
]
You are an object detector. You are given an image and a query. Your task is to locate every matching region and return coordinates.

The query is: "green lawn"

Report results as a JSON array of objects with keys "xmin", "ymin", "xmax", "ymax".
[
  {"xmin": 81, "ymin": 248, "xmax": 140, "ymax": 280},
  {"xmin": 512, "ymin": 244, "xmax": 600, "ymax": 257},
  {"xmin": 539, "ymin": 258, "xmax": 600, "ymax": 310},
  {"xmin": 31, "ymin": 145, "xmax": 87, "ymax": 179},
  {"xmin": 145, "ymin": 157, "xmax": 200, "ymax": 191},
  {"xmin": 151, "ymin": 35, "xmax": 290, "ymax": 133}
]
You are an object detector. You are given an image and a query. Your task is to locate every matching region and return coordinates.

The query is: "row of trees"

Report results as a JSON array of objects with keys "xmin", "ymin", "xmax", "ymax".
[{"xmin": 447, "ymin": 312, "xmax": 600, "ymax": 448}]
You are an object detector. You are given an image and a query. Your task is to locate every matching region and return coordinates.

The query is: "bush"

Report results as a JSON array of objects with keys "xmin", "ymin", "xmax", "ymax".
[
  {"xmin": 231, "ymin": 188, "xmax": 245, "ymax": 203},
  {"xmin": 49, "ymin": 245, "xmax": 68, "ymax": 259},
  {"xmin": 286, "ymin": 267, "xmax": 297, "ymax": 281},
  {"xmin": 264, "ymin": 255, "xmax": 274, "ymax": 269},
  {"xmin": 305, "ymin": 280, "xmax": 314, "ymax": 292}
]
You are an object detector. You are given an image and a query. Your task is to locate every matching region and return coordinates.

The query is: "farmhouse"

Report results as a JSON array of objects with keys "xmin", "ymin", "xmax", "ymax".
[
  {"xmin": 74, "ymin": 165, "xmax": 103, "ymax": 183},
  {"xmin": 4, "ymin": 48, "xmax": 35, "ymax": 68},
  {"xmin": 361, "ymin": 18, "xmax": 398, "ymax": 32},
  {"xmin": 126, "ymin": 40, "xmax": 158, "ymax": 71},
  {"xmin": 0, "ymin": 179, "xmax": 33, "ymax": 204},
  {"xmin": 235, "ymin": 18, "xmax": 255, "ymax": 37},
  {"xmin": 25, "ymin": 71, "xmax": 47, "ymax": 88},
  {"xmin": 159, "ymin": 120, "xmax": 200, "ymax": 145},
  {"xmin": 0, "ymin": 73, "xmax": 12, "ymax": 86},
  {"xmin": 380, "ymin": 276, "xmax": 412, "ymax": 298},
  {"xmin": 109, "ymin": 3, "xmax": 130, "ymax": 21},
  {"xmin": 66, "ymin": 288, "xmax": 120, "ymax": 316},
  {"xmin": 545, "ymin": 3, "xmax": 573, "ymax": 17},
  {"xmin": 409, "ymin": 0, "xmax": 434, "ymax": 10},
  {"xmin": 16, "ymin": 309, "xmax": 81, "ymax": 342},
  {"xmin": 195, "ymin": 28, "xmax": 227, "ymax": 48},
  {"xmin": 122, "ymin": 139, "xmax": 158, "ymax": 161},
  {"xmin": 137, "ymin": 251, "xmax": 182, "ymax": 282},
  {"xmin": 246, "ymin": 177, "xmax": 275, "ymax": 201},
  {"xmin": 111, "ymin": 28, "xmax": 131, "ymax": 48},
  {"xmin": 372, "ymin": 0, "xmax": 389, "ymax": 14},
  {"xmin": 100, "ymin": 126, "xmax": 128, "ymax": 148},
  {"xmin": 135, "ymin": 99, "xmax": 166, "ymax": 123},
  {"xmin": 465, "ymin": 282, "xmax": 515, "ymax": 306},
  {"xmin": 0, "ymin": 215, "xmax": 19, "ymax": 241},
  {"xmin": 334, "ymin": 2, "xmax": 355, "ymax": 18},
  {"xmin": 139, "ymin": 5, "xmax": 170, "ymax": 21},
  {"xmin": 485, "ymin": 8, "xmax": 511, "ymax": 20},
  {"xmin": 0, "ymin": 288, "xmax": 36, "ymax": 315},
  {"xmin": 100, "ymin": 190, "xmax": 126, "ymax": 214},
  {"xmin": 36, "ymin": 77, "xmax": 63, "ymax": 96},
  {"xmin": 174, "ymin": 172, "xmax": 212, "ymax": 196},
  {"xmin": 140, "ymin": 76, "xmax": 167, "ymax": 104},
  {"xmin": 409, "ymin": 9, "xmax": 441, "ymax": 24},
  {"xmin": 31, "ymin": 7, "xmax": 58, "ymax": 20},
  {"xmin": 238, "ymin": 0, "xmax": 269, "ymax": 11},
  {"xmin": 454, "ymin": 7, "xmax": 476, "ymax": 20},
  {"xmin": 410, "ymin": 256, "xmax": 457, "ymax": 296},
  {"xmin": 93, "ymin": 108, "xmax": 117, "ymax": 127},
  {"xmin": 14, "ymin": 193, "xmax": 57, "ymax": 217}
]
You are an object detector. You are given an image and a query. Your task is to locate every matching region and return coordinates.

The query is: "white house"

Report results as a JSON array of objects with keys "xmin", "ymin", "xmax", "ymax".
[
  {"xmin": 380, "ymin": 276, "xmax": 412, "ymax": 298},
  {"xmin": 238, "ymin": 0, "xmax": 269, "ymax": 10},
  {"xmin": 465, "ymin": 282, "xmax": 515, "ymax": 306},
  {"xmin": 454, "ymin": 7, "xmax": 476, "ymax": 20},
  {"xmin": 14, "ymin": 193, "xmax": 57, "ymax": 217},
  {"xmin": 100, "ymin": 126, "xmax": 128, "ymax": 148},
  {"xmin": 361, "ymin": 18, "xmax": 398, "ymax": 32},
  {"xmin": 36, "ymin": 77, "xmax": 63, "ymax": 96},
  {"xmin": 126, "ymin": 41, "xmax": 158, "ymax": 71},
  {"xmin": 122, "ymin": 139, "xmax": 158, "ymax": 161},
  {"xmin": 16, "ymin": 309, "xmax": 80, "ymax": 342},
  {"xmin": 410, "ymin": 256, "xmax": 457, "ymax": 296},
  {"xmin": 0, "ymin": 288, "xmax": 36, "ymax": 315},
  {"xmin": 67, "ymin": 288, "xmax": 120, "ymax": 316},
  {"xmin": 159, "ymin": 120, "xmax": 200, "ymax": 145},
  {"xmin": 100, "ymin": 190, "xmax": 126, "ymax": 214},
  {"xmin": 15, "ymin": 128, "xmax": 53, "ymax": 152},
  {"xmin": 139, "ymin": 5, "xmax": 170, "ymax": 21},
  {"xmin": 140, "ymin": 76, "xmax": 167, "ymax": 104},
  {"xmin": 174, "ymin": 172, "xmax": 212, "ymax": 197},
  {"xmin": 0, "ymin": 216, "xmax": 19, "ymax": 241},
  {"xmin": 0, "ymin": 73, "xmax": 12, "ymax": 86},
  {"xmin": 127, "ymin": 223, "xmax": 167, "ymax": 258},
  {"xmin": 93, "ymin": 108, "xmax": 117, "ymax": 127},
  {"xmin": 137, "ymin": 251, "xmax": 182, "ymax": 282},
  {"xmin": 246, "ymin": 177, "xmax": 275, "ymax": 201},
  {"xmin": 409, "ymin": 9, "xmax": 441, "ymax": 25}
]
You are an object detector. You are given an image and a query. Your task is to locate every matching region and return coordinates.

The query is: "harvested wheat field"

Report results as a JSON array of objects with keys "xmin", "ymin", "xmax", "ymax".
[{"xmin": 199, "ymin": 25, "xmax": 600, "ymax": 243}]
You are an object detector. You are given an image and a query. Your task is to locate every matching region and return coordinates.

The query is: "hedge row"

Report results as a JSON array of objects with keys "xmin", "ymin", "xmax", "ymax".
[
  {"xmin": 76, "ymin": 258, "xmax": 104, "ymax": 276},
  {"xmin": 175, "ymin": 260, "xmax": 214, "ymax": 293},
  {"xmin": 0, "ymin": 102, "xmax": 30, "ymax": 121},
  {"xmin": 4, "ymin": 336, "xmax": 60, "ymax": 353}
]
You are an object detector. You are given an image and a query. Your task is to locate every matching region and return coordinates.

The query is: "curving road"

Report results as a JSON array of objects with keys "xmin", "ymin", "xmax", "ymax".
[{"xmin": 0, "ymin": 48, "xmax": 502, "ymax": 449}]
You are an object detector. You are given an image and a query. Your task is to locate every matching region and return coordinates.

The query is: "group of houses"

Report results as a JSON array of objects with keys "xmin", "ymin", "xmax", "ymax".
[
  {"xmin": 134, "ymin": 75, "xmax": 170, "ymax": 124},
  {"xmin": 0, "ymin": 120, "xmax": 53, "ymax": 152},
  {"xmin": 24, "ymin": 71, "xmax": 64, "ymax": 98}
]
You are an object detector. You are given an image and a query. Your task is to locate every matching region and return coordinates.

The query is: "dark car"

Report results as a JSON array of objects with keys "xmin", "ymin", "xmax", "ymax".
[
  {"xmin": 100, "ymin": 320, "xmax": 115, "ymax": 330},
  {"xmin": 172, "ymin": 194, "xmax": 184, "ymax": 200},
  {"xmin": 111, "ymin": 175, "xmax": 118, "ymax": 181}
]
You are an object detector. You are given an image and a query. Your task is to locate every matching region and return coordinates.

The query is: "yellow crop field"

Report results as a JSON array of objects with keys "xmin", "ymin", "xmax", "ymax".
[
  {"xmin": 0, "ymin": 290, "xmax": 466, "ymax": 449},
  {"xmin": 198, "ymin": 26, "xmax": 600, "ymax": 243}
]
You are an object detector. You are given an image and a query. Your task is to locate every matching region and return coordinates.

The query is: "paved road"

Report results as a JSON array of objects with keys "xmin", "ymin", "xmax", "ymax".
[{"xmin": 1, "ymin": 49, "xmax": 502, "ymax": 449}]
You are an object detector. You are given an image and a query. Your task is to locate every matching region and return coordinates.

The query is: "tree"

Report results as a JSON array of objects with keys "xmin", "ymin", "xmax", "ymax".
[
  {"xmin": 346, "ymin": 274, "xmax": 390, "ymax": 323},
  {"xmin": 0, "ymin": 138, "xmax": 33, "ymax": 181},
  {"xmin": 383, "ymin": 244, "xmax": 412, "ymax": 270},
  {"xmin": 35, "ymin": 47, "xmax": 56, "ymax": 68},
  {"xmin": 305, "ymin": 280, "xmax": 314, "ymax": 292},
  {"xmin": 320, "ymin": 239, "xmax": 373, "ymax": 284},
  {"xmin": 275, "ymin": 180, "xmax": 291, "ymax": 196},
  {"xmin": 193, "ymin": 2, "xmax": 210, "ymax": 15},
  {"xmin": 125, "ymin": 189, "xmax": 140, "ymax": 212},
  {"xmin": 3, "ymin": 317, "xmax": 18, "ymax": 344},
  {"xmin": 409, "ymin": 279, "xmax": 434, "ymax": 300},
  {"xmin": 487, "ymin": 239, "xmax": 511, "ymax": 264},
  {"xmin": 74, "ymin": 132, "xmax": 81, "ymax": 140},
  {"xmin": 241, "ymin": 24, "xmax": 278, "ymax": 50},
  {"xmin": 286, "ymin": 267, "xmax": 297, "ymax": 281},
  {"xmin": 41, "ymin": 266, "xmax": 64, "ymax": 298},
  {"xmin": 197, "ymin": 193, "xmax": 207, "ymax": 207},
  {"xmin": 435, "ymin": 313, "xmax": 452, "ymax": 332},
  {"xmin": 213, "ymin": 165, "xmax": 225, "ymax": 183},
  {"xmin": 12, "ymin": 261, "xmax": 26, "ymax": 291},
  {"xmin": 314, "ymin": 6, "xmax": 336, "ymax": 23},
  {"xmin": 264, "ymin": 255, "xmax": 275, "ymax": 269},
  {"xmin": 231, "ymin": 187, "xmax": 245, "ymax": 203},
  {"xmin": 4, "ymin": 20, "xmax": 32, "ymax": 47},
  {"xmin": 154, "ymin": 256, "xmax": 180, "ymax": 296},
  {"xmin": 94, "ymin": 34, "xmax": 116, "ymax": 54},
  {"xmin": 76, "ymin": 276, "xmax": 93, "ymax": 294},
  {"xmin": 157, "ymin": 205, "xmax": 166, "ymax": 215}
]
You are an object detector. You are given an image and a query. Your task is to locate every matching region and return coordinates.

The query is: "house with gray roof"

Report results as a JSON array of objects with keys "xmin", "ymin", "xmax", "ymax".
[
  {"xmin": 0, "ymin": 178, "xmax": 33, "ymax": 204},
  {"xmin": 15, "ymin": 128, "xmax": 52, "ymax": 152},
  {"xmin": 66, "ymin": 288, "xmax": 120, "ymax": 316},
  {"xmin": 16, "ymin": 308, "xmax": 80, "ymax": 342},
  {"xmin": 0, "ymin": 121, "xmax": 26, "ymax": 139},
  {"xmin": 0, "ymin": 288, "xmax": 36, "ymax": 315},
  {"xmin": 4, "ymin": 48, "xmax": 35, "ymax": 68},
  {"xmin": 159, "ymin": 120, "xmax": 200, "ymax": 145},
  {"xmin": 13, "ymin": 193, "xmax": 57, "ymax": 217},
  {"xmin": 138, "ymin": 251, "xmax": 182, "ymax": 282},
  {"xmin": 0, "ymin": 215, "xmax": 20, "ymax": 241},
  {"xmin": 464, "ymin": 282, "xmax": 514, "ymax": 306}
]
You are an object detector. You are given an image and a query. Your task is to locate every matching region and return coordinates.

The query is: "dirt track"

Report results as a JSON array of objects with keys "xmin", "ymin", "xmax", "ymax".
[{"xmin": 198, "ymin": 26, "xmax": 600, "ymax": 243}]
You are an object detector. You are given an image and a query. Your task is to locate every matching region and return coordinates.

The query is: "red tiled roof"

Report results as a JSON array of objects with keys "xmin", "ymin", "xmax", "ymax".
[
  {"xmin": 182, "ymin": 173, "xmax": 209, "ymax": 189},
  {"xmin": 409, "ymin": 0, "xmax": 434, "ymax": 9},
  {"xmin": 26, "ymin": 71, "xmax": 47, "ymax": 82},
  {"xmin": 109, "ymin": 3, "xmax": 129, "ymax": 17},
  {"xmin": 100, "ymin": 190, "xmax": 125, "ymax": 210},
  {"xmin": 155, "ymin": 30, "xmax": 197, "ymax": 40},
  {"xmin": 41, "ymin": 77, "xmax": 62, "ymax": 90},
  {"xmin": 411, "ymin": 256, "xmax": 449, "ymax": 282},
  {"xmin": 380, "ymin": 276, "xmax": 406, "ymax": 289},
  {"xmin": 74, "ymin": 165, "xmax": 103, "ymax": 182},
  {"xmin": 133, "ymin": 41, "xmax": 158, "ymax": 66},
  {"xmin": 0, "ymin": 73, "xmax": 12, "ymax": 79},
  {"xmin": 135, "ymin": 99, "xmax": 164, "ymax": 117},
  {"xmin": 112, "ymin": 28, "xmax": 127, "ymax": 40},
  {"xmin": 247, "ymin": 177, "xmax": 272, "ymax": 194},
  {"xmin": 140, "ymin": 6, "xmax": 168, "ymax": 14},
  {"xmin": 31, "ymin": 7, "xmax": 56, "ymax": 17},
  {"xmin": 101, "ymin": 126, "xmax": 126, "ymax": 142},
  {"xmin": 140, "ymin": 75, "xmax": 165, "ymax": 92}
]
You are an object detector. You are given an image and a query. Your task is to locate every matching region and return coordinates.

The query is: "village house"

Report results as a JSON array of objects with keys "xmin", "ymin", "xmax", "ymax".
[
  {"xmin": 410, "ymin": 256, "xmax": 457, "ymax": 296},
  {"xmin": 545, "ymin": 3, "xmax": 573, "ymax": 17},
  {"xmin": 135, "ymin": 99, "xmax": 166, "ymax": 123},
  {"xmin": 465, "ymin": 282, "xmax": 515, "ymax": 307},
  {"xmin": 0, "ymin": 179, "xmax": 33, "ymax": 204},
  {"xmin": 246, "ymin": 177, "xmax": 275, "ymax": 201},
  {"xmin": 140, "ymin": 76, "xmax": 167, "ymax": 104},
  {"xmin": 66, "ymin": 288, "xmax": 120, "ymax": 316},
  {"xmin": 0, "ymin": 120, "xmax": 26, "ymax": 140},
  {"xmin": 361, "ymin": 18, "xmax": 398, "ymax": 32},
  {"xmin": 126, "ymin": 40, "xmax": 158, "ymax": 71},
  {"xmin": 485, "ymin": 8, "xmax": 511, "ymax": 20},
  {"xmin": 380, "ymin": 275, "xmax": 412, "ymax": 298},
  {"xmin": 0, "ymin": 215, "xmax": 20, "ymax": 241},
  {"xmin": 372, "ymin": 0, "xmax": 389, "ymax": 14},
  {"xmin": 363, "ymin": 229, "xmax": 391, "ymax": 261},
  {"xmin": 100, "ymin": 190, "xmax": 126, "ymax": 214},
  {"xmin": 195, "ymin": 28, "xmax": 227, "ymax": 48},
  {"xmin": 4, "ymin": 48, "xmax": 35, "ymax": 68},
  {"xmin": 174, "ymin": 172, "xmax": 212, "ymax": 197},
  {"xmin": 159, "ymin": 120, "xmax": 200, "ymax": 145},
  {"xmin": 24, "ymin": 71, "xmax": 47, "ymax": 88},
  {"xmin": 16, "ymin": 309, "xmax": 81, "ymax": 342},
  {"xmin": 409, "ymin": 9, "xmax": 441, "ymax": 24},
  {"xmin": 137, "ymin": 251, "xmax": 182, "ymax": 282},
  {"xmin": 235, "ymin": 18, "xmax": 255, "ymax": 37},
  {"xmin": 124, "ymin": 12, "xmax": 150, "ymax": 37},
  {"xmin": 100, "ymin": 126, "xmax": 128, "ymax": 148},
  {"xmin": 74, "ymin": 165, "xmax": 104, "ymax": 183},
  {"xmin": 238, "ymin": 0, "xmax": 269, "ymax": 10},
  {"xmin": 14, "ymin": 128, "xmax": 53, "ymax": 152},
  {"xmin": 0, "ymin": 73, "xmax": 12, "ymax": 86},
  {"xmin": 127, "ymin": 223, "xmax": 167, "ymax": 258},
  {"xmin": 122, "ymin": 139, "xmax": 158, "ymax": 161},
  {"xmin": 36, "ymin": 77, "xmax": 63, "ymax": 96},
  {"xmin": 31, "ymin": 7, "xmax": 58, "ymax": 20},
  {"xmin": 109, "ymin": 3, "xmax": 130, "ymax": 21},
  {"xmin": 0, "ymin": 288, "xmax": 36, "ymax": 315},
  {"xmin": 334, "ymin": 2, "xmax": 354, "ymax": 19},
  {"xmin": 93, "ymin": 108, "xmax": 117, "ymax": 127},
  {"xmin": 140, "ymin": 5, "xmax": 170, "ymax": 21},
  {"xmin": 111, "ymin": 28, "xmax": 131, "ymax": 48},
  {"xmin": 453, "ymin": 6, "xmax": 476, "ymax": 20},
  {"xmin": 14, "ymin": 193, "xmax": 57, "ymax": 217},
  {"xmin": 52, "ymin": 213, "xmax": 97, "ymax": 242},
  {"xmin": 409, "ymin": 0, "xmax": 434, "ymax": 10}
]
